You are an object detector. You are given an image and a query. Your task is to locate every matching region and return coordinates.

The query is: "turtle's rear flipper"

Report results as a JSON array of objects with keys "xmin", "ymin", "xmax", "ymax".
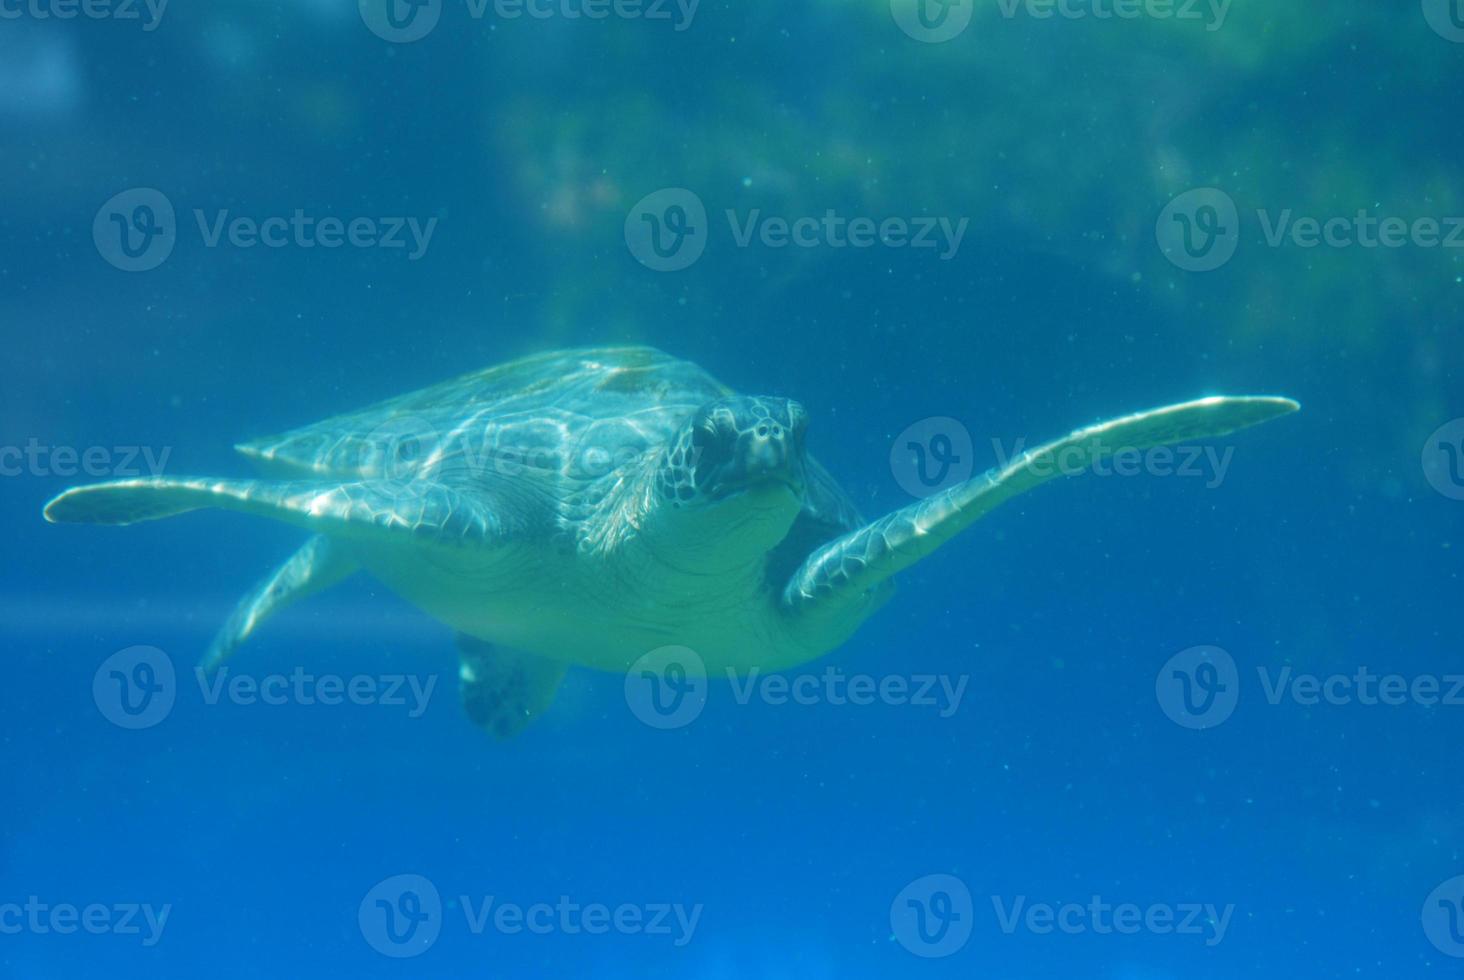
[
  {"xmin": 457, "ymin": 635, "xmax": 567, "ymax": 739},
  {"xmin": 202, "ymin": 535, "xmax": 359, "ymax": 672},
  {"xmin": 782, "ymin": 395, "xmax": 1299, "ymax": 620}
]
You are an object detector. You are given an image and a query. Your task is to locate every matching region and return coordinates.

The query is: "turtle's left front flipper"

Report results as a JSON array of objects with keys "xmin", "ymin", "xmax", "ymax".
[
  {"xmin": 782, "ymin": 396, "xmax": 1299, "ymax": 619},
  {"xmin": 202, "ymin": 534, "xmax": 359, "ymax": 672}
]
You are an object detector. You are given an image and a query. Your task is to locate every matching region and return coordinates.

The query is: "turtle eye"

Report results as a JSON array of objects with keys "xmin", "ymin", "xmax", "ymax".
[
  {"xmin": 690, "ymin": 423, "xmax": 719, "ymax": 464},
  {"xmin": 787, "ymin": 407, "xmax": 809, "ymax": 446}
]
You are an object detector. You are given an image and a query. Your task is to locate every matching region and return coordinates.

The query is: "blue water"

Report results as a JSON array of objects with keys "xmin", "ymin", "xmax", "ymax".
[{"xmin": 5, "ymin": 2, "xmax": 1464, "ymax": 977}]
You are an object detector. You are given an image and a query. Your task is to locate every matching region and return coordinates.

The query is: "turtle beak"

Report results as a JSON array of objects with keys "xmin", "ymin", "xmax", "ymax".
[{"xmin": 704, "ymin": 422, "xmax": 805, "ymax": 500}]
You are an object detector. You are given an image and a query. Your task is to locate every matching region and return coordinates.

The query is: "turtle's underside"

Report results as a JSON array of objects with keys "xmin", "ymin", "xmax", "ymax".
[{"xmin": 45, "ymin": 346, "xmax": 1298, "ymax": 738}]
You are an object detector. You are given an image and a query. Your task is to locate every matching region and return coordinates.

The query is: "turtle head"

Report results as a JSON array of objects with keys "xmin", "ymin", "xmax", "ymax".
[{"xmin": 643, "ymin": 395, "xmax": 809, "ymax": 572}]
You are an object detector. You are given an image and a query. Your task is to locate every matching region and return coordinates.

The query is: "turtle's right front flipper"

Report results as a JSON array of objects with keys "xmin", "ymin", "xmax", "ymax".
[{"xmin": 43, "ymin": 476, "xmax": 506, "ymax": 546}]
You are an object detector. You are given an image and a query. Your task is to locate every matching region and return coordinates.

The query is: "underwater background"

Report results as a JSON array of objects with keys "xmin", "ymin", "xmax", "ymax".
[{"xmin": 3, "ymin": 0, "xmax": 1464, "ymax": 976}]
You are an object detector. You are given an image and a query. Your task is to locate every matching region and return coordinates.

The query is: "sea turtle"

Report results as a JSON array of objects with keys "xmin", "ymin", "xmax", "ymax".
[{"xmin": 44, "ymin": 346, "xmax": 1297, "ymax": 737}]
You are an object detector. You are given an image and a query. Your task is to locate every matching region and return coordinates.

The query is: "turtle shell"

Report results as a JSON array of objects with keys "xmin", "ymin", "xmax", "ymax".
[
  {"xmin": 236, "ymin": 347, "xmax": 729, "ymax": 482},
  {"xmin": 236, "ymin": 345, "xmax": 864, "ymax": 557}
]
